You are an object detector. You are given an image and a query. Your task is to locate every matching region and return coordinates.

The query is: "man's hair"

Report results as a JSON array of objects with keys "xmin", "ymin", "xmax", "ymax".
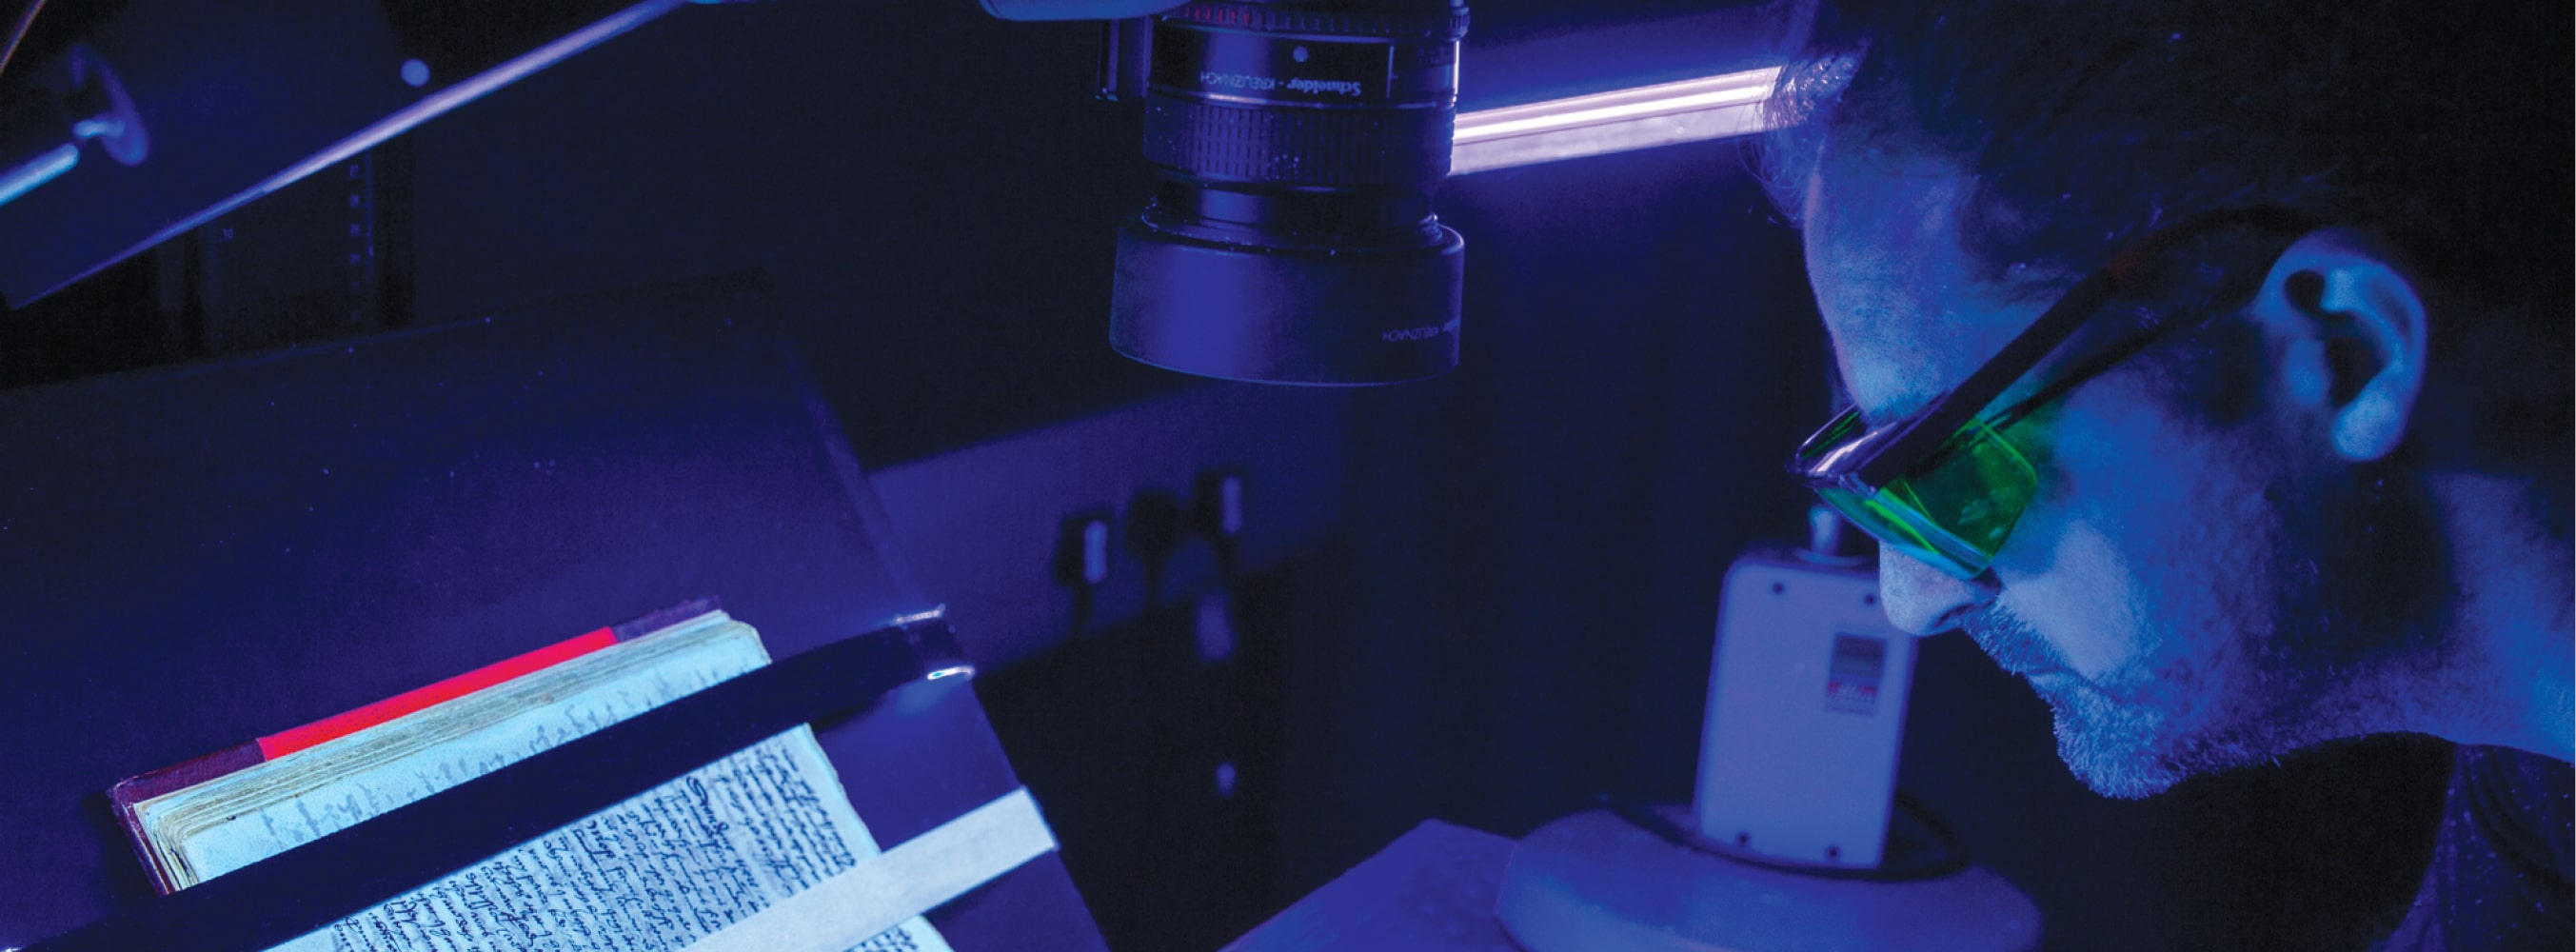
[{"xmin": 1759, "ymin": 0, "xmax": 2572, "ymax": 529}]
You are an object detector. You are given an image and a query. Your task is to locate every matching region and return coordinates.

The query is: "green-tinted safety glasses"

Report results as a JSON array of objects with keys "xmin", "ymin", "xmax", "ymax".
[
  {"xmin": 1787, "ymin": 207, "xmax": 2320, "ymax": 580},
  {"xmin": 1793, "ymin": 407, "xmax": 2040, "ymax": 579}
]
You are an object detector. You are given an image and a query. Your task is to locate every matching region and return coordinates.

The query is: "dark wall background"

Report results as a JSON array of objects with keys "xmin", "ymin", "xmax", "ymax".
[
  {"xmin": 0, "ymin": 2, "xmax": 2449, "ymax": 949},
  {"xmin": 398, "ymin": 0, "xmax": 1176, "ymax": 466}
]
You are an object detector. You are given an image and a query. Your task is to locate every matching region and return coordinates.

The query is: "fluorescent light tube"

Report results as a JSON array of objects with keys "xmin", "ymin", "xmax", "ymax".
[{"xmin": 1452, "ymin": 66, "xmax": 1783, "ymax": 175}]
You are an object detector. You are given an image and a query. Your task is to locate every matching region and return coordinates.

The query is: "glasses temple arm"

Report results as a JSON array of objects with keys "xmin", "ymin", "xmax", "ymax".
[
  {"xmin": 1983, "ymin": 314, "xmax": 2168, "ymax": 431},
  {"xmin": 1854, "ymin": 269, "xmax": 2120, "ymax": 486}
]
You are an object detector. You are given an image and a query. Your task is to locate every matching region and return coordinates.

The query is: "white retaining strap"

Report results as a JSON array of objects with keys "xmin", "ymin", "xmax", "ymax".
[{"xmin": 693, "ymin": 787, "xmax": 1059, "ymax": 952}]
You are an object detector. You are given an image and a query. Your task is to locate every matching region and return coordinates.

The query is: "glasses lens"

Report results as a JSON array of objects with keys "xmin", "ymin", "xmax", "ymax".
[{"xmin": 1812, "ymin": 418, "xmax": 2038, "ymax": 579}]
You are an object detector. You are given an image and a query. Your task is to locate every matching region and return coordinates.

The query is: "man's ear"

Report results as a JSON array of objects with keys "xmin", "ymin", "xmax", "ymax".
[{"xmin": 2251, "ymin": 228, "xmax": 2428, "ymax": 462}]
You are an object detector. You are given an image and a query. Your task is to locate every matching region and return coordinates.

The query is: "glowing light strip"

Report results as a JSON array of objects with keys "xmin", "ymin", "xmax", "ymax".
[
  {"xmin": 881, "ymin": 605, "xmax": 950, "ymax": 628},
  {"xmin": 0, "ymin": 143, "xmax": 77, "ymax": 207},
  {"xmin": 30, "ymin": 0, "xmax": 686, "ymax": 302},
  {"xmin": 1452, "ymin": 66, "xmax": 1783, "ymax": 175}
]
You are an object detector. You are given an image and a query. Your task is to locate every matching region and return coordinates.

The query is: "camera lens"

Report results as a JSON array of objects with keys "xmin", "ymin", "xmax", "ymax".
[{"xmin": 1110, "ymin": 0, "xmax": 1469, "ymax": 386}]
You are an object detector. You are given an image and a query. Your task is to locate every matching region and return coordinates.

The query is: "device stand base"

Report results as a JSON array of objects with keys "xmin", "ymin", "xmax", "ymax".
[{"xmin": 1496, "ymin": 810, "xmax": 2040, "ymax": 952}]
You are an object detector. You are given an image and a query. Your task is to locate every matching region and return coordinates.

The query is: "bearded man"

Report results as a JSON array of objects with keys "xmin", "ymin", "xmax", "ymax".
[{"xmin": 1765, "ymin": 1, "xmax": 2572, "ymax": 945}]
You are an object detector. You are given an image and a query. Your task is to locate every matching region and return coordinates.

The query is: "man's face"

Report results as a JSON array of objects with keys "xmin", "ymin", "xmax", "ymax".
[{"xmin": 1800, "ymin": 153, "xmax": 2425, "ymax": 797}]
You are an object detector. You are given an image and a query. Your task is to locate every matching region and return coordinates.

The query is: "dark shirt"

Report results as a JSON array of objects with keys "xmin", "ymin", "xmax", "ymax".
[{"xmin": 2383, "ymin": 745, "xmax": 2573, "ymax": 950}]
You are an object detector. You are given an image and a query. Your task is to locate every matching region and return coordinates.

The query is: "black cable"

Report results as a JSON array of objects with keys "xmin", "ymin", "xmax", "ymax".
[
  {"xmin": 1125, "ymin": 487, "xmax": 1182, "ymax": 611},
  {"xmin": 1600, "ymin": 790, "xmax": 1971, "ymax": 883}
]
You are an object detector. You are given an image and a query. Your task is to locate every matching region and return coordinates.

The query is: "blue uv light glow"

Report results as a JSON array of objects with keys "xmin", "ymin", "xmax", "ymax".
[{"xmin": 0, "ymin": 144, "xmax": 78, "ymax": 208}]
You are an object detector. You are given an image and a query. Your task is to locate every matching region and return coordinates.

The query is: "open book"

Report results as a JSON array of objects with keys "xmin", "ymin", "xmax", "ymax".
[{"xmin": 108, "ymin": 602, "xmax": 954, "ymax": 952}]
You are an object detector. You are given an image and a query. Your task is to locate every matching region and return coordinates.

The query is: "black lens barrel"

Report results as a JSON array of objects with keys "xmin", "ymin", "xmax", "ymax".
[
  {"xmin": 1110, "ymin": 0, "xmax": 1470, "ymax": 386},
  {"xmin": 1141, "ymin": 97, "xmax": 1453, "ymax": 187}
]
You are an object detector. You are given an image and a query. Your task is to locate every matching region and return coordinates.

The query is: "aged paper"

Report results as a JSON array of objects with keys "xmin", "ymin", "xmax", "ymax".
[
  {"xmin": 168, "ymin": 619, "xmax": 773, "ymax": 885},
  {"xmin": 275, "ymin": 727, "xmax": 951, "ymax": 952}
]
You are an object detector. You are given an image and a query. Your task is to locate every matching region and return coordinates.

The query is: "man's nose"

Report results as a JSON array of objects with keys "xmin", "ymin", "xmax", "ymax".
[{"xmin": 1875, "ymin": 543, "xmax": 1999, "ymax": 635}]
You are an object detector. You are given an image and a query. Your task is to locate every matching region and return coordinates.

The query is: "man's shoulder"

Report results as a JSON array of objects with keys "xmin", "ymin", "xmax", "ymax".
[
  {"xmin": 2383, "ymin": 745, "xmax": 2572, "ymax": 950},
  {"xmin": 2455, "ymin": 746, "xmax": 2574, "ymax": 878}
]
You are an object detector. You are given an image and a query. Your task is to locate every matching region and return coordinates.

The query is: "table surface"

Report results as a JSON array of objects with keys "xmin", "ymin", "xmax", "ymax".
[{"xmin": 1224, "ymin": 820, "xmax": 1525, "ymax": 952}]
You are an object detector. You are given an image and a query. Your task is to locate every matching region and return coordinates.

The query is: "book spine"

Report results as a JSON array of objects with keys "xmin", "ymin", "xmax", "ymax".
[
  {"xmin": 107, "ymin": 742, "xmax": 265, "ymax": 895},
  {"xmin": 608, "ymin": 596, "xmax": 723, "ymax": 643},
  {"xmin": 258, "ymin": 597, "xmax": 720, "ymax": 761},
  {"xmin": 103, "ymin": 598, "xmax": 725, "ymax": 895},
  {"xmin": 255, "ymin": 626, "xmax": 619, "ymax": 760}
]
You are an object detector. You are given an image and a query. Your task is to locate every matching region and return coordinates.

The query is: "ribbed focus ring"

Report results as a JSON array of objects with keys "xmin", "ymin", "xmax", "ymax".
[
  {"xmin": 1144, "ymin": 98, "xmax": 1452, "ymax": 186},
  {"xmin": 1164, "ymin": 1, "xmax": 1467, "ymax": 41}
]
